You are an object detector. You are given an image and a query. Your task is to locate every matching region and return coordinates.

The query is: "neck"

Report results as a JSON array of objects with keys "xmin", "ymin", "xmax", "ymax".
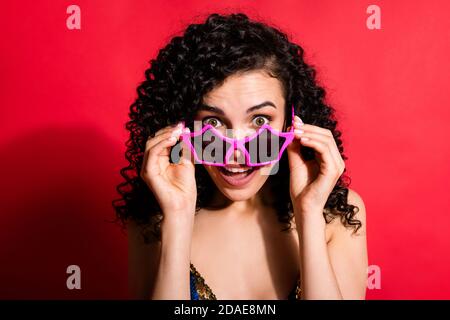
[{"xmin": 207, "ymin": 182, "xmax": 275, "ymax": 219}]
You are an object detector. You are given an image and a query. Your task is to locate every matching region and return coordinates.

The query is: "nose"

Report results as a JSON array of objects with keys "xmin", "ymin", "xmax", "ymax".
[
  {"xmin": 228, "ymin": 148, "xmax": 246, "ymax": 165},
  {"xmin": 225, "ymin": 127, "xmax": 256, "ymax": 165},
  {"xmin": 226, "ymin": 126, "xmax": 255, "ymax": 140}
]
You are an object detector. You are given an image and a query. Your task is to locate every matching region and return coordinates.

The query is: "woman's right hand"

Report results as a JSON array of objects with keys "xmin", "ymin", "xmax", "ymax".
[{"xmin": 140, "ymin": 122, "xmax": 197, "ymax": 219}]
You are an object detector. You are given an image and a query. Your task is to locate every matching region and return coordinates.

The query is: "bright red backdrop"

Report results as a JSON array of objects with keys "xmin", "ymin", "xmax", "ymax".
[{"xmin": 1, "ymin": 0, "xmax": 449, "ymax": 299}]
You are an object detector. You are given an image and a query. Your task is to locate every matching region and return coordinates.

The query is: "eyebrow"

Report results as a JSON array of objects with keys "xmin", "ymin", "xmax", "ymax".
[{"xmin": 199, "ymin": 101, "xmax": 277, "ymax": 115}]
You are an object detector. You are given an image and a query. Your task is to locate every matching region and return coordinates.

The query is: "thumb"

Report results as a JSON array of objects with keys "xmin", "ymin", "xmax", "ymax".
[{"xmin": 180, "ymin": 127, "xmax": 195, "ymax": 166}]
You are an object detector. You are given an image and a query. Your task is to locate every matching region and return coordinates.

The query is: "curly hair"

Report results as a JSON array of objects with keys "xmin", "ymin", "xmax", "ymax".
[{"xmin": 112, "ymin": 12, "xmax": 361, "ymax": 244}]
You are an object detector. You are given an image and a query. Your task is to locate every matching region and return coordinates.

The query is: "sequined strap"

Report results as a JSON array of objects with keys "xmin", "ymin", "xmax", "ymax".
[
  {"xmin": 190, "ymin": 263, "xmax": 217, "ymax": 300},
  {"xmin": 294, "ymin": 278, "xmax": 302, "ymax": 300}
]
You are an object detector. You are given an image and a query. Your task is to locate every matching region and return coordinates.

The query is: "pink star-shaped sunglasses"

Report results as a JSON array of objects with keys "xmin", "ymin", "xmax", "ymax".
[{"xmin": 179, "ymin": 104, "xmax": 296, "ymax": 167}]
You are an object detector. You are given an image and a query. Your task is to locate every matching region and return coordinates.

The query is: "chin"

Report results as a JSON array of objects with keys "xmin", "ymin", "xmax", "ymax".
[
  {"xmin": 204, "ymin": 164, "xmax": 274, "ymax": 201},
  {"xmin": 219, "ymin": 187, "xmax": 261, "ymax": 202}
]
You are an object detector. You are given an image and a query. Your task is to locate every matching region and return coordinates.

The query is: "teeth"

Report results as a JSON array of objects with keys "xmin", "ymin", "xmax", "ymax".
[{"xmin": 224, "ymin": 167, "xmax": 250, "ymax": 173}]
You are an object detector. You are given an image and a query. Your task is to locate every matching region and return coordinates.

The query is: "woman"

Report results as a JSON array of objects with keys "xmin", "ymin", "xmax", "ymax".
[{"xmin": 113, "ymin": 13, "xmax": 368, "ymax": 300}]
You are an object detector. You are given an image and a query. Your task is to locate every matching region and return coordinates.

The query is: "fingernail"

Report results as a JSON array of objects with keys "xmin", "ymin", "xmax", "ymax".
[
  {"xmin": 176, "ymin": 122, "xmax": 183, "ymax": 128},
  {"xmin": 294, "ymin": 129, "xmax": 304, "ymax": 134},
  {"xmin": 300, "ymin": 137, "xmax": 310, "ymax": 141},
  {"xmin": 171, "ymin": 128, "xmax": 183, "ymax": 137},
  {"xmin": 295, "ymin": 116, "xmax": 304, "ymax": 125}
]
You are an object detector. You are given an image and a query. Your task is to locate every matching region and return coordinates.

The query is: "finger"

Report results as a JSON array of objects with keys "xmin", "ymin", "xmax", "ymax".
[
  {"xmin": 293, "ymin": 129, "xmax": 342, "ymax": 170},
  {"xmin": 154, "ymin": 122, "xmax": 184, "ymax": 137},
  {"xmin": 168, "ymin": 127, "xmax": 193, "ymax": 165},
  {"xmin": 141, "ymin": 134, "xmax": 178, "ymax": 181},
  {"xmin": 146, "ymin": 124, "xmax": 184, "ymax": 151},
  {"xmin": 293, "ymin": 118, "xmax": 333, "ymax": 137},
  {"xmin": 295, "ymin": 134, "xmax": 339, "ymax": 175},
  {"xmin": 180, "ymin": 128, "xmax": 195, "ymax": 166},
  {"xmin": 147, "ymin": 135, "xmax": 180, "ymax": 171},
  {"xmin": 298, "ymin": 135, "xmax": 345, "ymax": 188}
]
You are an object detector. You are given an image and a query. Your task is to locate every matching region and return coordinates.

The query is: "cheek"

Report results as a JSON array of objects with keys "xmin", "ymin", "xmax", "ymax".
[
  {"xmin": 258, "ymin": 163, "xmax": 279, "ymax": 177},
  {"xmin": 254, "ymin": 170, "xmax": 271, "ymax": 186}
]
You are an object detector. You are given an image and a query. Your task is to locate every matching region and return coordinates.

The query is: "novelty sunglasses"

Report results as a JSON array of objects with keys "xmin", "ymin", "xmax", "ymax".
[{"xmin": 179, "ymin": 104, "xmax": 296, "ymax": 167}]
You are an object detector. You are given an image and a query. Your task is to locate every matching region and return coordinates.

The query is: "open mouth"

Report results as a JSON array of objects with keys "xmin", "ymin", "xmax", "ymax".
[
  {"xmin": 219, "ymin": 166, "xmax": 254, "ymax": 176},
  {"xmin": 217, "ymin": 166, "xmax": 259, "ymax": 187}
]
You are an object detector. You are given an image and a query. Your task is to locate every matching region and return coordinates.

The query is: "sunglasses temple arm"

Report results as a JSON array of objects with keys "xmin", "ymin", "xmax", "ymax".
[{"xmin": 290, "ymin": 104, "xmax": 295, "ymax": 132}]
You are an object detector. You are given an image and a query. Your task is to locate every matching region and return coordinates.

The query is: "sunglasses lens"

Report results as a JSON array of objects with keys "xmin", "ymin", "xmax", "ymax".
[
  {"xmin": 244, "ymin": 128, "xmax": 287, "ymax": 165},
  {"xmin": 189, "ymin": 128, "xmax": 233, "ymax": 164}
]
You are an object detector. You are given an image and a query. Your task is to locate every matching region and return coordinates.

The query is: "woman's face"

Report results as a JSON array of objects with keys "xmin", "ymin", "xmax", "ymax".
[{"xmin": 194, "ymin": 69, "xmax": 286, "ymax": 202}]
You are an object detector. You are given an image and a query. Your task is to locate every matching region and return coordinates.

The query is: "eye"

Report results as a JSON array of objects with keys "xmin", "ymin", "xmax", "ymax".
[
  {"xmin": 202, "ymin": 117, "xmax": 223, "ymax": 128},
  {"xmin": 252, "ymin": 115, "xmax": 271, "ymax": 127}
]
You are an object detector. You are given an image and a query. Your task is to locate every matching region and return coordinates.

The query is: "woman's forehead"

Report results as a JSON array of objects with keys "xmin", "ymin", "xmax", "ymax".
[{"xmin": 202, "ymin": 71, "xmax": 285, "ymax": 115}]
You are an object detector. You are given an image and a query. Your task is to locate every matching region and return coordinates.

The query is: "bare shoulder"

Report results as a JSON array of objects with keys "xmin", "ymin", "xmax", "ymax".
[
  {"xmin": 127, "ymin": 219, "xmax": 161, "ymax": 299},
  {"xmin": 347, "ymin": 188, "xmax": 366, "ymax": 225},
  {"xmin": 347, "ymin": 188, "xmax": 366, "ymax": 215},
  {"xmin": 327, "ymin": 188, "xmax": 367, "ymax": 238}
]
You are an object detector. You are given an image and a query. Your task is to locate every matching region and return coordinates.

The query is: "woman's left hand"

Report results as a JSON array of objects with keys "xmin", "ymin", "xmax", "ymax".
[{"xmin": 286, "ymin": 115, "xmax": 345, "ymax": 216}]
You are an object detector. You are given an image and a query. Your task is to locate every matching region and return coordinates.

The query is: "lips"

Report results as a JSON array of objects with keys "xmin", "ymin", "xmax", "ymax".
[{"xmin": 217, "ymin": 165, "xmax": 259, "ymax": 187}]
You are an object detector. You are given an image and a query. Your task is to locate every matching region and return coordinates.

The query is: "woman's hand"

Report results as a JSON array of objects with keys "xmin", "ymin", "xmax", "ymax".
[
  {"xmin": 140, "ymin": 123, "xmax": 197, "ymax": 218},
  {"xmin": 286, "ymin": 116, "xmax": 345, "ymax": 216}
]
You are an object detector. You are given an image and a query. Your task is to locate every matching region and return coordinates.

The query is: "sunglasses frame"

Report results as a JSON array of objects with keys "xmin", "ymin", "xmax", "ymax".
[{"xmin": 180, "ymin": 104, "xmax": 296, "ymax": 167}]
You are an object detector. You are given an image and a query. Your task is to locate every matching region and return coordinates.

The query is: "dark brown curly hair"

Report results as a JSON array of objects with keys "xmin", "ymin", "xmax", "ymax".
[{"xmin": 112, "ymin": 12, "xmax": 361, "ymax": 244}]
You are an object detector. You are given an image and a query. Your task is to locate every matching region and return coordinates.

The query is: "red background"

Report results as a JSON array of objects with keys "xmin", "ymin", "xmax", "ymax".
[{"xmin": 1, "ymin": 0, "xmax": 449, "ymax": 299}]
